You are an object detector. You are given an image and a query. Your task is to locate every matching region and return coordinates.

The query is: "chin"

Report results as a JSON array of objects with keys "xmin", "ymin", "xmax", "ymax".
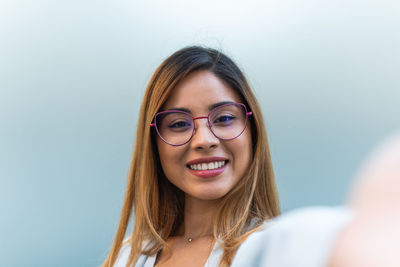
[{"xmin": 190, "ymin": 187, "xmax": 232, "ymax": 201}]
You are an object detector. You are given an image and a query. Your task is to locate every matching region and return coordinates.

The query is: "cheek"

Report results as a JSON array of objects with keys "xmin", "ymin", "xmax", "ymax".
[
  {"xmin": 156, "ymin": 140, "xmax": 172, "ymax": 175},
  {"xmin": 156, "ymin": 139, "xmax": 165, "ymax": 161},
  {"xmin": 242, "ymin": 128, "xmax": 253, "ymax": 157},
  {"xmin": 233, "ymin": 130, "xmax": 253, "ymax": 172},
  {"xmin": 156, "ymin": 140, "xmax": 185, "ymax": 180}
]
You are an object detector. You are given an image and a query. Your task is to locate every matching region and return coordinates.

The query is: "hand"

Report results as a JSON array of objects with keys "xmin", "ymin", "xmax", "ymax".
[{"xmin": 329, "ymin": 131, "xmax": 400, "ymax": 267}]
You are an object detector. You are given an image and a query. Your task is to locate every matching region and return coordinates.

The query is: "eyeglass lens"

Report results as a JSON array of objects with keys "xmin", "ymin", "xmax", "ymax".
[{"xmin": 155, "ymin": 103, "xmax": 248, "ymax": 146}]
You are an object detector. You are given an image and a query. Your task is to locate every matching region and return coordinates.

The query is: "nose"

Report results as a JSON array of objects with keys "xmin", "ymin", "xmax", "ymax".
[{"xmin": 189, "ymin": 117, "xmax": 219, "ymax": 150}]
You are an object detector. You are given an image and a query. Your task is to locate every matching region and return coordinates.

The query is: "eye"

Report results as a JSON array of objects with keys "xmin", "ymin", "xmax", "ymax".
[
  {"xmin": 168, "ymin": 120, "xmax": 192, "ymax": 129},
  {"xmin": 213, "ymin": 115, "xmax": 236, "ymax": 124}
]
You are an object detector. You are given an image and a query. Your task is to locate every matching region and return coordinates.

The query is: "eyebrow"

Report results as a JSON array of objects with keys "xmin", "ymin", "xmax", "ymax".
[{"xmin": 165, "ymin": 101, "xmax": 235, "ymax": 114}]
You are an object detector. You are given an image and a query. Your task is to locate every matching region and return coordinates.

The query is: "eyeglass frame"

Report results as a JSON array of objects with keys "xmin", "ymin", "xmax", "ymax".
[{"xmin": 150, "ymin": 102, "xmax": 253, "ymax": 146}]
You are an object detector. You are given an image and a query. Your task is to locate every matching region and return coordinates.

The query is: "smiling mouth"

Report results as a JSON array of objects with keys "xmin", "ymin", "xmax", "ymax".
[{"xmin": 187, "ymin": 160, "xmax": 228, "ymax": 171}]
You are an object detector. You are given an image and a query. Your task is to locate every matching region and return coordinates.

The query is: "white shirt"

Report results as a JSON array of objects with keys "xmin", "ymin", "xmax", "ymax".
[{"xmin": 115, "ymin": 206, "xmax": 352, "ymax": 267}]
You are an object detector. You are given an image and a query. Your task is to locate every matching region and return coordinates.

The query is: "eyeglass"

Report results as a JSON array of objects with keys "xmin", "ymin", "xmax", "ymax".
[{"xmin": 150, "ymin": 102, "xmax": 252, "ymax": 146}]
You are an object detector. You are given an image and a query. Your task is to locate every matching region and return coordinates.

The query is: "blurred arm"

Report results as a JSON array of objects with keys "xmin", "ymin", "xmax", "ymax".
[{"xmin": 329, "ymin": 132, "xmax": 400, "ymax": 267}]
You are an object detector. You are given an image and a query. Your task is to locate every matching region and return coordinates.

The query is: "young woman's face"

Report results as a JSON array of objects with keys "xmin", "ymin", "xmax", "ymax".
[{"xmin": 156, "ymin": 70, "xmax": 253, "ymax": 201}]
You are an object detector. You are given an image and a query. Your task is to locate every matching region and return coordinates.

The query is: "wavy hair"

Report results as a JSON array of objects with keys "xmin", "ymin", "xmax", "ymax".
[{"xmin": 102, "ymin": 46, "xmax": 280, "ymax": 267}]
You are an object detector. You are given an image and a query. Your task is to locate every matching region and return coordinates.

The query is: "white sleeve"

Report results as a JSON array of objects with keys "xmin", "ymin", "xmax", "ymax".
[
  {"xmin": 113, "ymin": 241, "xmax": 131, "ymax": 267},
  {"xmin": 113, "ymin": 241, "xmax": 148, "ymax": 267},
  {"xmin": 232, "ymin": 206, "xmax": 352, "ymax": 267}
]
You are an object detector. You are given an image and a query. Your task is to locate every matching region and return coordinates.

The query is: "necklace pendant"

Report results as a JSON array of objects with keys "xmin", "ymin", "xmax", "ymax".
[{"xmin": 188, "ymin": 238, "xmax": 193, "ymax": 242}]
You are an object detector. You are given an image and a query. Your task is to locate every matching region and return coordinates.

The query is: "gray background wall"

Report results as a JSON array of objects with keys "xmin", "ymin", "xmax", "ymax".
[{"xmin": 1, "ymin": 0, "xmax": 399, "ymax": 266}]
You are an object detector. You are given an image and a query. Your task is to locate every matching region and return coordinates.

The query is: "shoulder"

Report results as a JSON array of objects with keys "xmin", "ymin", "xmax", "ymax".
[
  {"xmin": 232, "ymin": 206, "xmax": 353, "ymax": 267},
  {"xmin": 114, "ymin": 238, "xmax": 149, "ymax": 267},
  {"xmin": 114, "ymin": 240, "xmax": 131, "ymax": 267}
]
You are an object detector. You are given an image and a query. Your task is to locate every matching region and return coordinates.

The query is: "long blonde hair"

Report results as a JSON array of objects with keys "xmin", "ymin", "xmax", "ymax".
[{"xmin": 102, "ymin": 46, "xmax": 280, "ymax": 267}]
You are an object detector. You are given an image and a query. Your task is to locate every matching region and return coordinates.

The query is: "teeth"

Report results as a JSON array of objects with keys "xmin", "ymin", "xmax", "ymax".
[{"xmin": 189, "ymin": 161, "xmax": 226, "ymax": 171}]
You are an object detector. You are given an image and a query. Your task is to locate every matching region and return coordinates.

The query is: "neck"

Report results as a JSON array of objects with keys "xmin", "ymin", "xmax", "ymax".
[{"xmin": 176, "ymin": 195, "xmax": 220, "ymax": 239}]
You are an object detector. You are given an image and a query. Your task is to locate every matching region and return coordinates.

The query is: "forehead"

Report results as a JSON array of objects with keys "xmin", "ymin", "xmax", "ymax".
[{"xmin": 162, "ymin": 70, "xmax": 243, "ymax": 112}]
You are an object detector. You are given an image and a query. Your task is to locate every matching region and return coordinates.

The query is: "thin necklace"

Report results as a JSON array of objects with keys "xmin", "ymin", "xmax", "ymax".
[
  {"xmin": 185, "ymin": 235, "xmax": 197, "ymax": 243},
  {"xmin": 185, "ymin": 235, "xmax": 214, "ymax": 243}
]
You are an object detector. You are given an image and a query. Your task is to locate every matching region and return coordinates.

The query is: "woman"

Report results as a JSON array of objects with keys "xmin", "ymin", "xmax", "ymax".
[
  {"xmin": 102, "ymin": 46, "xmax": 350, "ymax": 267},
  {"xmin": 102, "ymin": 46, "xmax": 281, "ymax": 267}
]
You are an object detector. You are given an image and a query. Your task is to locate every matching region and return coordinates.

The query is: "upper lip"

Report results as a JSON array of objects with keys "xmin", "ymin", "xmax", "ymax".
[{"xmin": 186, "ymin": 157, "xmax": 228, "ymax": 166}]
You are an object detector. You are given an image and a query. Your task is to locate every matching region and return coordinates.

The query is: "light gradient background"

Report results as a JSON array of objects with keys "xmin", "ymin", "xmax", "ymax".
[{"xmin": 1, "ymin": 0, "xmax": 399, "ymax": 266}]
